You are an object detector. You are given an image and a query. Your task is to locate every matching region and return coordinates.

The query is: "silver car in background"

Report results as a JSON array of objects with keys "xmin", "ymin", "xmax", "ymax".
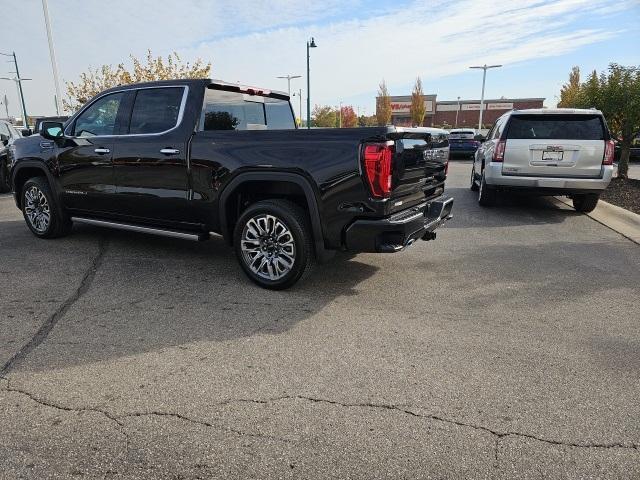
[{"xmin": 470, "ymin": 109, "xmax": 614, "ymax": 212}]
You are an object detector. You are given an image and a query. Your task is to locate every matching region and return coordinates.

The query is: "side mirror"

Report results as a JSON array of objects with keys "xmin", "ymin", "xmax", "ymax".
[
  {"xmin": 40, "ymin": 121, "xmax": 65, "ymax": 140},
  {"xmin": 475, "ymin": 134, "xmax": 486, "ymax": 143},
  {"xmin": 0, "ymin": 133, "xmax": 8, "ymax": 146},
  {"xmin": 21, "ymin": 128, "xmax": 32, "ymax": 137}
]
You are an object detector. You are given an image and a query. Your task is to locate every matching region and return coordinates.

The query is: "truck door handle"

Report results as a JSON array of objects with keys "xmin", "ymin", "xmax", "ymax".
[
  {"xmin": 94, "ymin": 148, "xmax": 110, "ymax": 154},
  {"xmin": 160, "ymin": 148, "xmax": 180, "ymax": 155}
]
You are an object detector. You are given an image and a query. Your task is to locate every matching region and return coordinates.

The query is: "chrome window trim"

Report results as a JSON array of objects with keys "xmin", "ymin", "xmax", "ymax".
[{"xmin": 63, "ymin": 85, "xmax": 189, "ymax": 139}]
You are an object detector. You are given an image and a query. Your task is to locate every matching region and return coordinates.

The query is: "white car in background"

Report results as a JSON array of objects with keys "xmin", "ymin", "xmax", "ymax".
[{"xmin": 470, "ymin": 109, "xmax": 614, "ymax": 212}]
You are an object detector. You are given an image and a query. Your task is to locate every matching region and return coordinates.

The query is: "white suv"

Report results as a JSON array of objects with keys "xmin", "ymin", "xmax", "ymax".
[{"xmin": 470, "ymin": 109, "xmax": 615, "ymax": 212}]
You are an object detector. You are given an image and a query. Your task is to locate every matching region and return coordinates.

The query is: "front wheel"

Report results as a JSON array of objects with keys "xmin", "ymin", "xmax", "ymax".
[
  {"xmin": 470, "ymin": 164, "xmax": 479, "ymax": 191},
  {"xmin": 478, "ymin": 170, "xmax": 497, "ymax": 207},
  {"xmin": 572, "ymin": 193, "xmax": 599, "ymax": 213},
  {"xmin": 21, "ymin": 177, "xmax": 72, "ymax": 238},
  {"xmin": 233, "ymin": 200, "xmax": 314, "ymax": 290}
]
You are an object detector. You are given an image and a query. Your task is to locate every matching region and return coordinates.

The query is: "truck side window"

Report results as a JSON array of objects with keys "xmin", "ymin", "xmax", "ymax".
[
  {"xmin": 129, "ymin": 87, "xmax": 184, "ymax": 134},
  {"xmin": 202, "ymin": 90, "xmax": 264, "ymax": 131},
  {"xmin": 201, "ymin": 89, "xmax": 294, "ymax": 131},
  {"xmin": 73, "ymin": 92, "xmax": 124, "ymax": 137},
  {"xmin": 265, "ymin": 98, "xmax": 295, "ymax": 129}
]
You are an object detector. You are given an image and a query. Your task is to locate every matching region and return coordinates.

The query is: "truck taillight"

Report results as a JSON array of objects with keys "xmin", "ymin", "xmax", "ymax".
[
  {"xmin": 603, "ymin": 140, "xmax": 615, "ymax": 165},
  {"xmin": 362, "ymin": 143, "xmax": 393, "ymax": 198},
  {"xmin": 493, "ymin": 140, "xmax": 506, "ymax": 162}
]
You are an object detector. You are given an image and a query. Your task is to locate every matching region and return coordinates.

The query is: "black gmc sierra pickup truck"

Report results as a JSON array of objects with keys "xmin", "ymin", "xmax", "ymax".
[{"xmin": 10, "ymin": 79, "xmax": 453, "ymax": 289}]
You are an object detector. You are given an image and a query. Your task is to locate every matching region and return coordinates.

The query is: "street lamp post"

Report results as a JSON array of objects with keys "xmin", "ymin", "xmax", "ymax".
[
  {"xmin": 455, "ymin": 96, "xmax": 460, "ymax": 128},
  {"xmin": 469, "ymin": 64, "xmax": 502, "ymax": 130},
  {"xmin": 292, "ymin": 88, "xmax": 303, "ymax": 127},
  {"xmin": 0, "ymin": 52, "xmax": 29, "ymax": 127},
  {"xmin": 306, "ymin": 37, "xmax": 317, "ymax": 129},
  {"xmin": 276, "ymin": 74, "xmax": 301, "ymax": 97},
  {"xmin": 42, "ymin": 0, "xmax": 63, "ymax": 115}
]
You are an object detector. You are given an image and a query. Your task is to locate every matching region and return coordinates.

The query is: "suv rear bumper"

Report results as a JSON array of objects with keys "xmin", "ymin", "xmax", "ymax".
[
  {"xmin": 484, "ymin": 163, "xmax": 613, "ymax": 192},
  {"xmin": 344, "ymin": 196, "xmax": 453, "ymax": 253}
]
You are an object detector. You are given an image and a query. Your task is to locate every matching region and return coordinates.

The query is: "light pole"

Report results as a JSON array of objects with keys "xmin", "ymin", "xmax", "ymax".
[
  {"xmin": 469, "ymin": 64, "xmax": 502, "ymax": 130},
  {"xmin": 455, "ymin": 96, "xmax": 460, "ymax": 128},
  {"xmin": 42, "ymin": 0, "xmax": 63, "ymax": 115},
  {"xmin": 1, "ymin": 94, "xmax": 8, "ymax": 118},
  {"xmin": 306, "ymin": 37, "xmax": 317, "ymax": 129},
  {"xmin": 292, "ymin": 88, "xmax": 303, "ymax": 127},
  {"xmin": 0, "ymin": 52, "xmax": 29, "ymax": 127},
  {"xmin": 276, "ymin": 74, "xmax": 301, "ymax": 97}
]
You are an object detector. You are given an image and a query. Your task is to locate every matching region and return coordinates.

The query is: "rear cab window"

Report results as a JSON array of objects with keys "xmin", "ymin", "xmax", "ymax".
[
  {"xmin": 200, "ymin": 88, "xmax": 295, "ymax": 131},
  {"xmin": 505, "ymin": 114, "xmax": 606, "ymax": 140}
]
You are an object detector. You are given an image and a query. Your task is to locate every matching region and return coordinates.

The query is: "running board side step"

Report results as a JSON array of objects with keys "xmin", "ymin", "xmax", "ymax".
[{"xmin": 71, "ymin": 217, "xmax": 209, "ymax": 241}]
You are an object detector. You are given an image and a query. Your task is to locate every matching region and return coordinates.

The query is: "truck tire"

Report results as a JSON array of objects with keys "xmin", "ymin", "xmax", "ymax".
[
  {"xmin": 233, "ymin": 199, "xmax": 314, "ymax": 290},
  {"xmin": 470, "ymin": 164, "xmax": 479, "ymax": 192},
  {"xmin": 21, "ymin": 177, "xmax": 72, "ymax": 239},
  {"xmin": 478, "ymin": 170, "xmax": 496, "ymax": 207},
  {"xmin": 572, "ymin": 193, "xmax": 599, "ymax": 213},
  {"xmin": 0, "ymin": 158, "xmax": 10, "ymax": 193}
]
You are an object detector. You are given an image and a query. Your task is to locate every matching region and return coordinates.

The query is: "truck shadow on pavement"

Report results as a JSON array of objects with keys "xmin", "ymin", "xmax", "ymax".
[{"xmin": 1, "ymin": 221, "xmax": 379, "ymax": 373}]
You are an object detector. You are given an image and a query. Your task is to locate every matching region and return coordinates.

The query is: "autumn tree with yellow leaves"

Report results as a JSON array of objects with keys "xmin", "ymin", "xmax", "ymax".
[{"xmin": 63, "ymin": 50, "xmax": 211, "ymax": 112}]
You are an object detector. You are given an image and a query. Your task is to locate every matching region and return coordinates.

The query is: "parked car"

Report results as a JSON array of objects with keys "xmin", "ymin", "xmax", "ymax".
[
  {"xmin": 448, "ymin": 128, "xmax": 480, "ymax": 158},
  {"xmin": 9, "ymin": 79, "xmax": 453, "ymax": 289},
  {"xmin": 0, "ymin": 119, "xmax": 22, "ymax": 192},
  {"xmin": 470, "ymin": 108, "xmax": 614, "ymax": 212}
]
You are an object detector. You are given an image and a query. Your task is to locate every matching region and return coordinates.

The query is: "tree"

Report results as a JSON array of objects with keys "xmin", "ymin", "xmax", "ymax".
[
  {"xmin": 410, "ymin": 77, "xmax": 426, "ymax": 126},
  {"xmin": 338, "ymin": 105, "xmax": 358, "ymax": 128},
  {"xmin": 572, "ymin": 64, "xmax": 640, "ymax": 178},
  {"xmin": 557, "ymin": 66, "xmax": 581, "ymax": 108},
  {"xmin": 64, "ymin": 50, "xmax": 211, "ymax": 112},
  {"xmin": 358, "ymin": 114, "xmax": 377, "ymax": 127},
  {"xmin": 312, "ymin": 105, "xmax": 337, "ymax": 127},
  {"xmin": 376, "ymin": 80, "xmax": 392, "ymax": 126}
]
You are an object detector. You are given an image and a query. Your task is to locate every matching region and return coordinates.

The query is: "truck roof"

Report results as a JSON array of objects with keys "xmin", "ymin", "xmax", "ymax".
[
  {"xmin": 511, "ymin": 108, "xmax": 604, "ymax": 115},
  {"xmin": 99, "ymin": 78, "xmax": 289, "ymax": 100}
]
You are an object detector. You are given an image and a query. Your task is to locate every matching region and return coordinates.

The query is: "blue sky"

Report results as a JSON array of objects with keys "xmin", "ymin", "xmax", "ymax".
[{"xmin": 1, "ymin": 0, "xmax": 638, "ymax": 119}]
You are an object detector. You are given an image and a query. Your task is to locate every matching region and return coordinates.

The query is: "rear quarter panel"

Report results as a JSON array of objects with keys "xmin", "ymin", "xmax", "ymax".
[{"xmin": 189, "ymin": 127, "xmax": 389, "ymax": 248}]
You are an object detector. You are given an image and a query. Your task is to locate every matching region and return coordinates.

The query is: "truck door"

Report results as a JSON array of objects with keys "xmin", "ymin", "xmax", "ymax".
[
  {"xmin": 57, "ymin": 91, "xmax": 127, "ymax": 213},
  {"xmin": 111, "ymin": 86, "xmax": 193, "ymax": 224}
]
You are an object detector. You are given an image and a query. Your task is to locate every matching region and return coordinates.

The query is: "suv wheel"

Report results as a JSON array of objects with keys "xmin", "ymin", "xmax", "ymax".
[
  {"xmin": 233, "ymin": 200, "xmax": 314, "ymax": 290},
  {"xmin": 478, "ymin": 170, "xmax": 497, "ymax": 207},
  {"xmin": 572, "ymin": 193, "xmax": 600, "ymax": 213},
  {"xmin": 21, "ymin": 177, "xmax": 72, "ymax": 238},
  {"xmin": 0, "ymin": 158, "xmax": 10, "ymax": 193},
  {"xmin": 470, "ymin": 164, "xmax": 479, "ymax": 192}
]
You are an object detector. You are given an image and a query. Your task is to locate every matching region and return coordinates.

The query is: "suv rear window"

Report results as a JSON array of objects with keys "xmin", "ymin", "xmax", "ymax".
[{"xmin": 506, "ymin": 114, "xmax": 605, "ymax": 140}]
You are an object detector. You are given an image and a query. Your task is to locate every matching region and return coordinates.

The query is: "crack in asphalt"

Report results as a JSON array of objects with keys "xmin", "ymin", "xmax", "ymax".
[
  {"xmin": 0, "ymin": 237, "xmax": 108, "ymax": 377},
  {"xmin": 4, "ymin": 383, "xmax": 637, "ymax": 454},
  {"xmin": 260, "ymin": 395, "xmax": 640, "ymax": 451},
  {"xmin": 3, "ymin": 382, "xmax": 293, "ymax": 446}
]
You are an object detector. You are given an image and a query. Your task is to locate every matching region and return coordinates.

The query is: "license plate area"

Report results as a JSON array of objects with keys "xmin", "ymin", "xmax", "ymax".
[{"xmin": 542, "ymin": 150, "xmax": 563, "ymax": 161}]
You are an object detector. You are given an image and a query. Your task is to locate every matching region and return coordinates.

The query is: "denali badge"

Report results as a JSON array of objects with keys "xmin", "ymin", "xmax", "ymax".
[{"xmin": 64, "ymin": 190, "xmax": 87, "ymax": 196}]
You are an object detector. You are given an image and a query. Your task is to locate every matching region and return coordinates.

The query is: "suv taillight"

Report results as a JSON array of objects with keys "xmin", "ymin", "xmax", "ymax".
[
  {"xmin": 492, "ymin": 140, "xmax": 506, "ymax": 162},
  {"xmin": 362, "ymin": 143, "xmax": 393, "ymax": 198},
  {"xmin": 603, "ymin": 140, "xmax": 615, "ymax": 165}
]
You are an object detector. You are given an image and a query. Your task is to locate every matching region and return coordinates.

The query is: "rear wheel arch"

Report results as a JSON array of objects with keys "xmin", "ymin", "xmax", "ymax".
[{"xmin": 219, "ymin": 172, "xmax": 326, "ymax": 259}]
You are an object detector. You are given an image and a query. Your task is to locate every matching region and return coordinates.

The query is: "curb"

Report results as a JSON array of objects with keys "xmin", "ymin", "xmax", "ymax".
[{"xmin": 554, "ymin": 197, "xmax": 640, "ymax": 245}]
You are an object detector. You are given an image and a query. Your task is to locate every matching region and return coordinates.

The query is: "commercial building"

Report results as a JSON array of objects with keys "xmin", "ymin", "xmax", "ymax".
[{"xmin": 378, "ymin": 95, "xmax": 545, "ymax": 129}]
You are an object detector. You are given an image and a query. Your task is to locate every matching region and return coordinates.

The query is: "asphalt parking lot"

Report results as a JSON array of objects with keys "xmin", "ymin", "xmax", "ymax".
[{"xmin": 1, "ymin": 161, "xmax": 639, "ymax": 479}]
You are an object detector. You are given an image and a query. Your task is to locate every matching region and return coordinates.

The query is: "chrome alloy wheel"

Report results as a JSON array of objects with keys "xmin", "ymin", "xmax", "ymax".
[
  {"xmin": 240, "ymin": 214, "xmax": 296, "ymax": 281},
  {"xmin": 24, "ymin": 186, "xmax": 51, "ymax": 233}
]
